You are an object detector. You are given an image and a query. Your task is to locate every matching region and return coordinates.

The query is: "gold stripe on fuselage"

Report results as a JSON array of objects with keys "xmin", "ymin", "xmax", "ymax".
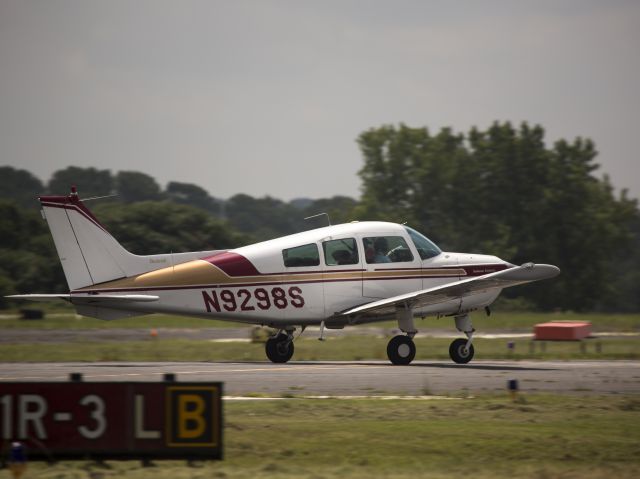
[
  {"xmin": 365, "ymin": 269, "xmax": 461, "ymax": 279},
  {"xmin": 79, "ymin": 260, "xmax": 229, "ymax": 289}
]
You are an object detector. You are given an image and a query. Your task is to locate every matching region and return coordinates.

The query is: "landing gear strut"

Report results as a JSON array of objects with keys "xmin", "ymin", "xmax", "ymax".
[
  {"xmin": 265, "ymin": 331, "xmax": 295, "ymax": 363},
  {"xmin": 449, "ymin": 314, "xmax": 475, "ymax": 364}
]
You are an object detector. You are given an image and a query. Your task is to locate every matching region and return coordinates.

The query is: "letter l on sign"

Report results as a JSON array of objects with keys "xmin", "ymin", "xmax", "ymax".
[{"xmin": 134, "ymin": 395, "xmax": 160, "ymax": 439}]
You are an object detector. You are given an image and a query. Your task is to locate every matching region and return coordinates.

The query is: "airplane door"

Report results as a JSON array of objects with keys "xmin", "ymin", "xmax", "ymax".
[
  {"xmin": 361, "ymin": 233, "xmax": 422, "ymax": 299},
  {"xmin": 282, "ymin": 242, "xmax": 324, "ymax": 322},
  {"xmin": 320, "ymin": 236, "xmax": 363, "ymax": 316}
]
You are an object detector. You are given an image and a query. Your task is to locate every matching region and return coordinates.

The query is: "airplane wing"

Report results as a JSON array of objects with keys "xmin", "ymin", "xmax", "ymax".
[
  {"xmin": 7, "ymin": 294, "xmax": 159, "ymax": 303},
  {"xmin": 340, "ymin": 263, "xmax": 560, "ymax": 317}
]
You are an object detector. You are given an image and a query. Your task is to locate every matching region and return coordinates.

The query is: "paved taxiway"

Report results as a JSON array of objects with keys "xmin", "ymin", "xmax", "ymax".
[{"xmin": 1, "ymin": 361, "xmax": 638, "ymax": 395}]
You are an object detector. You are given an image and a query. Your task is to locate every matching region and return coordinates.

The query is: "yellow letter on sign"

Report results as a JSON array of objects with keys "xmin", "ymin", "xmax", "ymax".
[
  {"xmin": 178, "ymin": 394, "xmax": 206, "ymax": 439},
  {"xmin": 166, "ymin": 386, "xmax": 219, "ymax": 447}
]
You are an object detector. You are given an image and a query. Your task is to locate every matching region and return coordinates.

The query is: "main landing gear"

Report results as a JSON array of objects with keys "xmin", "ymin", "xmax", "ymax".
[
  {"xmin": 265, "ymin": 331, "xmax": 295, "ymax": 363},
  {"xmin": 387, "ymin": 335, "xmax": 416, "ymax": 365},
  {"xmin": 387, "ymin": 305, "xmax": 417, "ymax": 365}
]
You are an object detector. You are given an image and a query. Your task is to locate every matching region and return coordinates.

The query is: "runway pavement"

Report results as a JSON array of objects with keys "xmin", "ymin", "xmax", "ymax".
[{"xmin": 1, "ymin": 360, "xmax": 638, "ymax": 395}]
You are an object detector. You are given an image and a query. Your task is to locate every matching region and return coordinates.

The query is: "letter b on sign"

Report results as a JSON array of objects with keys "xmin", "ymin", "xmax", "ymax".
[{"xmin": 166, "ymin": 387, "xmax": 219, "ymax": 447}]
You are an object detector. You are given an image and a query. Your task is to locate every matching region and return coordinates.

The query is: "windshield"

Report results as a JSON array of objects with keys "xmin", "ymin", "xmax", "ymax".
[{"xmin": 404, "ymin": 226, "xmax": 441, "ymax": 260}]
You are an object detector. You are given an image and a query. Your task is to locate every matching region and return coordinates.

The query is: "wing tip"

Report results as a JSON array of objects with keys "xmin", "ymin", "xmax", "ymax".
[{"xmin": 519, "ymin": 263, "xmax": 561, "ymax": 279}]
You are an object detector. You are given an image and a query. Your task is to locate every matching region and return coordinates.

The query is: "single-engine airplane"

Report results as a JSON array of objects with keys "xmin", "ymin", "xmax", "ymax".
[{"xmin": 9, "ymin": 187, "xmax": 560, "ymax": 365}]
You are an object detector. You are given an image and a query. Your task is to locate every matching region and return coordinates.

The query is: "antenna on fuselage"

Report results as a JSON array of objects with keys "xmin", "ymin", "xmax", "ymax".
[
  {"xmin": 304, "ymin": 212, "xmax": 331, "ymax": 226},
  {"xmin": 82, "ymin": 194, "xmax": 118, "ymax": 202},
  {"xmin": 65, "ymin": 185, "xmax": 118, "ymax": 202}
]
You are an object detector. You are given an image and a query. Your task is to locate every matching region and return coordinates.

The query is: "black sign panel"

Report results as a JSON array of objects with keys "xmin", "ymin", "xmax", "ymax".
[{"xmin": 0, "ymin": 382, "xmax": 223, "ymax": 459}]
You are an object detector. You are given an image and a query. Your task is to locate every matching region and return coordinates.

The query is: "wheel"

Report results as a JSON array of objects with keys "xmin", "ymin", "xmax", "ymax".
[
  {"xmin": 265, "ymin": 334, "xmax": 294, "ymax": 363},
  {"xmin": 387, "ymin": 335, "xmax": 416, "ymax": 365},
  {"xmin": 449, "ymin": 338, "xmax": 474, "ymax": 364}
]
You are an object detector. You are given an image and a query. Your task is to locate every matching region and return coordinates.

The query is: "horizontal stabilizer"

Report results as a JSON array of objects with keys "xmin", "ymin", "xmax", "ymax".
[
  {"xmin": 7, "ymin": 294, "xmax": 159, "ymax": 303},
  {"xmin": 6, "ymin": 294, "xmax": 71, "ymax": 302},
  {"xmin": 7, "ymin": 293, "xmax": 159, "ymax": 321},
  {"xmin": 341, "ymin": 263, "xmax": 560, "ymax": 317}
]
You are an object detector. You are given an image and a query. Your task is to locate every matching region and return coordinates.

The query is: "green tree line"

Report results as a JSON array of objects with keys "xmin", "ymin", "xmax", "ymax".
[
  {"xmin": 1, "ymin": 121, "xmax": 638, "ymax": 311},
  {"xmin": 355, "ymin": 122, "xmax": 639, "ymax": 312},
  {"xmin": 0, "ymin": 166, "xmax": 357, "ymax": 306}
]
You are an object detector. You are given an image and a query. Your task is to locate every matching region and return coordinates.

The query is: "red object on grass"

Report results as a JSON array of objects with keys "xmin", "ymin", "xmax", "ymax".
[{"xmin": 534, "ymin": 321, "xmax": 592, "ymax": 341}]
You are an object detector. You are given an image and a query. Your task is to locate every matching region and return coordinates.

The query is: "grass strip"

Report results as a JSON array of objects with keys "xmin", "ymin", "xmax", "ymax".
[
  {"xmin": 1, "ymin": 311, "xmax": 639, "ymax": 332},
  {"xmin": 13, "ymin": 394, "xmax": 640, "ymax": 478}
]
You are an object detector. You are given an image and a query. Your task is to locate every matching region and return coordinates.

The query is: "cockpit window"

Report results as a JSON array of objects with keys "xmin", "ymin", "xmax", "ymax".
[
  {"xmin": 282, "ymin": 243, "xmax": 320, "ymax": 267},
  {"xmin": 404, "ymin": 226, "xmax": 441, "ymax": 260}
]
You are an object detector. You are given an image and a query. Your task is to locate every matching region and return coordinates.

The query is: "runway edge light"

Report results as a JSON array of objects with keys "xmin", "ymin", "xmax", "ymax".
[{"xmin": 508, "ymin": 379, "xmax": 519, "ymax": 402}]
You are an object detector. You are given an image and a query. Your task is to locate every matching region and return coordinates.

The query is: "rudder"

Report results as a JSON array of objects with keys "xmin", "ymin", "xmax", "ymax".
[
  {"xmin": 39, "ymin": 186, "xmax": 224, "ymax": 291},
  {"xmin": 40, "ymin": 187, "xmax": 130, "ymax": 290}
]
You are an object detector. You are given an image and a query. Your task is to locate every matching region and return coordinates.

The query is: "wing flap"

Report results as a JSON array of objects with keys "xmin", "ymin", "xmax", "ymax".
[{"xmin": 341, "ymin": 263, "xmax": 560, "ymax": 317}]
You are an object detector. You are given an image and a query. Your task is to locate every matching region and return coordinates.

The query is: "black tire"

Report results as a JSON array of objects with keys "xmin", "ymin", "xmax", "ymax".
[
  {"xmin": 387, "ymin": 335, "xmax": 416, "ymax": 365},
  {"xmin": 449, "ymin": 338, "xmax": 474, "ymax": 364},
  {"xmin": 265, "ymin": 335, "xmax": 294, "ymax": 363}
]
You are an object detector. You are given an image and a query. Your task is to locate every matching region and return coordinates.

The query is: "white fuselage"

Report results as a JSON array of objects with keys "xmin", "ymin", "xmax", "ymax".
[{"xmin": 75, "ymin": 222, "xmax": 510, "ymax": 328}]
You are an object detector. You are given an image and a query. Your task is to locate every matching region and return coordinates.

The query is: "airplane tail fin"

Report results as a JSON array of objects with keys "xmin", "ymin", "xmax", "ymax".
[{"xmin": 39, "ymin": 186, "xmax": 224, "ymax": 291}]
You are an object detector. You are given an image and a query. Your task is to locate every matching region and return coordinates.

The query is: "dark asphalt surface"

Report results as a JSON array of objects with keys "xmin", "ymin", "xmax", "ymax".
[{"xmin": 1, "ymin": 360, "xmax": 638, "ymax": 395}]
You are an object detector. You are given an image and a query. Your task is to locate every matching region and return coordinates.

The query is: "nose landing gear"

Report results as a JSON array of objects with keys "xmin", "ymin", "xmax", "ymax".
[
  {"xmin": 449, "ymin": 338, "xmax": 475, "ymax": 364},
  {"xmin": 449, "ymin": 314, "xmax": 475, "ymax": 364}
]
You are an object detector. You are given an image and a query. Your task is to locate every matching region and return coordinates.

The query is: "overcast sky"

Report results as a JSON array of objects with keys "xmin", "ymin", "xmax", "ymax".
[{"xmin": 1, "ymin": 0, "xmax": 638, "ymax": 201}]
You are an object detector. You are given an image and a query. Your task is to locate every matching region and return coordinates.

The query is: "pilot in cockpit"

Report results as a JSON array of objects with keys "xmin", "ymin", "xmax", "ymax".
[{"xmin": 372, "ymin": 237, "xmax": 391, "ymax": 263}]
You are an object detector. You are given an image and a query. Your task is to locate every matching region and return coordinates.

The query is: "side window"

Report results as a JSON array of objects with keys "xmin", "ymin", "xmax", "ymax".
[
  {"xmin": 323, "ymin": 238, "xmax": 359, "ymax": 266},
  {"xmin": 282, "ymin": 243, "xmax": 320, "ymax": 267},
  {"xmin": 363, "ymin": 236, "xmax": 414, "ymax": 264}
]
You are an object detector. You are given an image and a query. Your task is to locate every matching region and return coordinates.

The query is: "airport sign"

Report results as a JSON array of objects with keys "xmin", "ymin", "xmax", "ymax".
[{"xmin": 0, "ymin": 381, "xmax": 223, "ymax": 460}]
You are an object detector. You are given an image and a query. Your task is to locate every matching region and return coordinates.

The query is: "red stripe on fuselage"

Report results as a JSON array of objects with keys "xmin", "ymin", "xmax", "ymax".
[{"xmin": 202, "ymin": 252, "xmax": 262, "ymax": 276}]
